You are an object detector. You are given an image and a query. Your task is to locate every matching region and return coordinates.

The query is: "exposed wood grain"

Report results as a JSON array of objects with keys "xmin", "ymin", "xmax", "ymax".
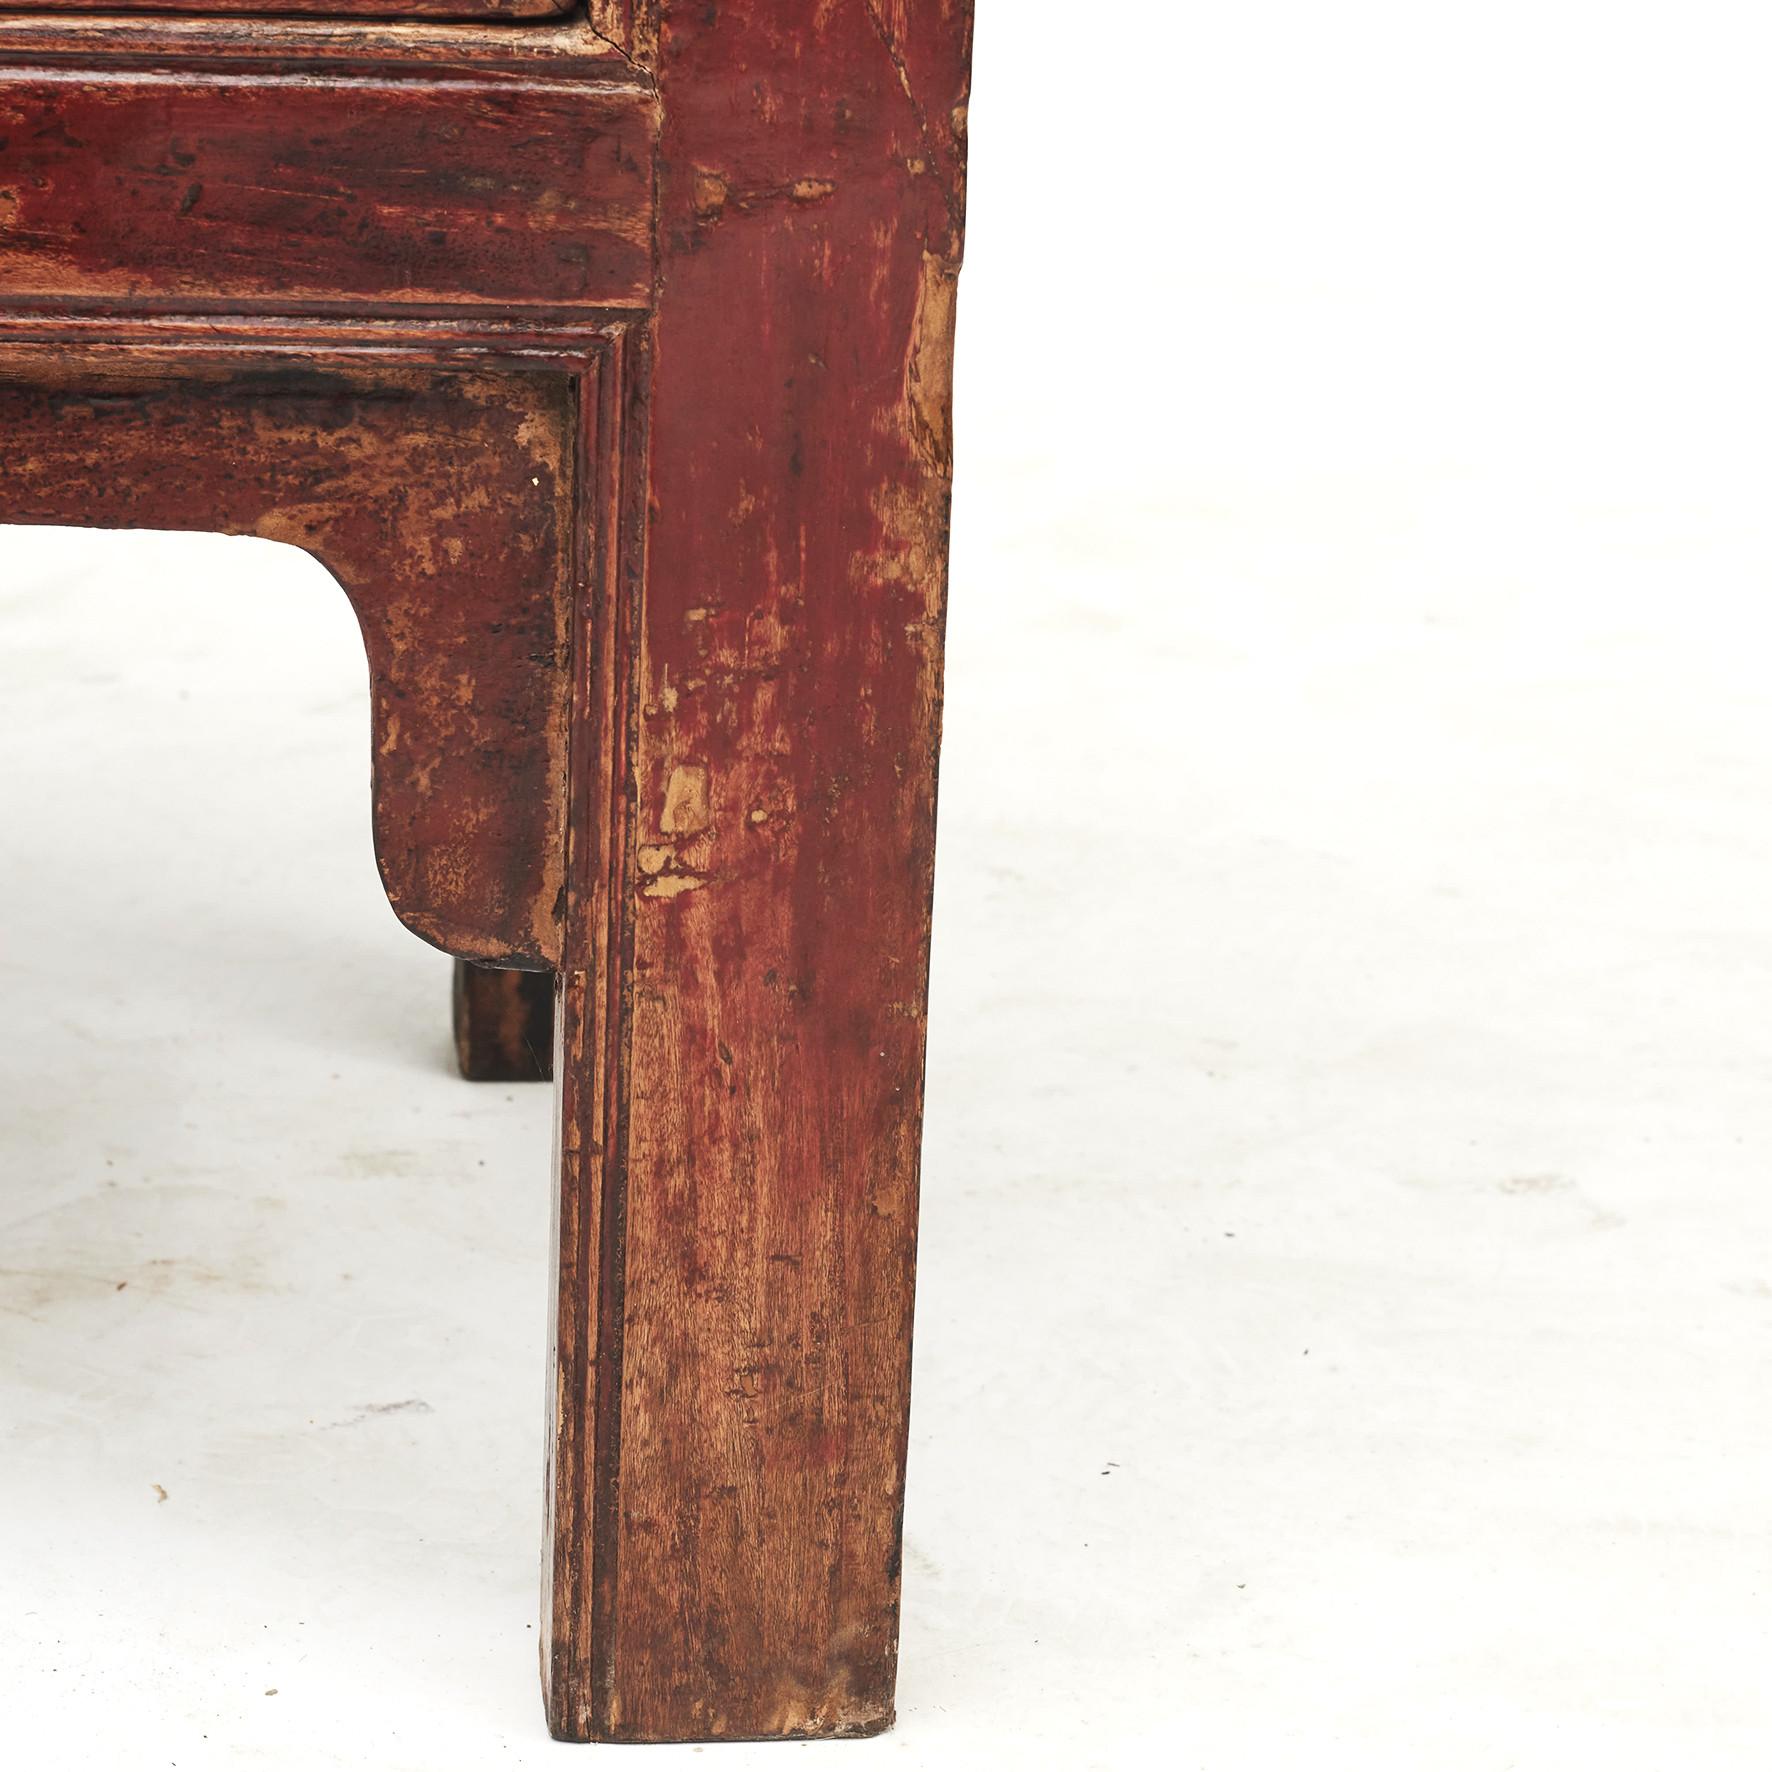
[
  {"xmin": 586, "ymin": 0, "xmax": 639, "ymax": 58},
  {"xmin": 0, "ymin": 74, "xmax": 656, "ymax": 315},
  {"xmin": 454, "ymin": 961, "xmax": 557, "ymax": 1082},
  {"xmin": 0, "ymin": 14, "xmax": 633, "ymax": 75},
  {"xmin": 0, "ymin": 358, "xmax": 574, "ymax": 966},
  {"xmin": 7, "ymin": 0, "xmax": 568, "ymax": 17},
  {"xmin": 544, "ymin": 0, "xmax": 973, "ymax": 1743},
  {"xmin": 0, "ymin": 313, "xmax": 615, "ymax": 355}
]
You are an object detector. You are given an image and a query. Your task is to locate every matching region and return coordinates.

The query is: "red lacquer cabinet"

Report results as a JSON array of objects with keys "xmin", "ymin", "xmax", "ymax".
[{"xmin": 0, "ymin": 0, "xmax": 973, "ymax": 1744}]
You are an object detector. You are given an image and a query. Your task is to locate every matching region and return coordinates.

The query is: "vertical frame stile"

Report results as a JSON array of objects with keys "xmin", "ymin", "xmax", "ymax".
[
  {"xmin": 545, "ymin": 348, "xmax": 606, "ymax": 1736},
  {"xmin": 544, "ymin": 326, "xmax": 651, "ymax": 1742},
  {"xmin": 589, "ymin": 320, "xmax": 652, "ymax": 1738}
]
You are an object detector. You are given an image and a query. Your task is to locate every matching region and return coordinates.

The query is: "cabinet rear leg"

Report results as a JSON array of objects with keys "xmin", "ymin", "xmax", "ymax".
[{"xmin": 452, "ymin": 961, "xmax": 554, "ymax": 1082}]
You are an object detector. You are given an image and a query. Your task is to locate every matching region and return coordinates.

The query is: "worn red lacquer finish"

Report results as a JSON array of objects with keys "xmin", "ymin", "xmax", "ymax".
[
  {"xmin": 563, "ymin": 0, "xmax": 974, "ymax": 1742},
  {"xmin": 0, "ymin": 74, "xmax": 655, "ymax": 314},
  {"xmin": 0, "ymin": 0, "xmax": 972, "ymax": 1744},
  {"xmin": 0, "ymin": 355, "xmax": 573, "ymax": 964}
]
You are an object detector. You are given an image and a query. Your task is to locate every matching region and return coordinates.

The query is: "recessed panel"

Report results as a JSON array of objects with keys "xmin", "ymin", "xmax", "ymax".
[{"xmin": 0, "ymin": 72, "xmax": 655, "ymax": 315}]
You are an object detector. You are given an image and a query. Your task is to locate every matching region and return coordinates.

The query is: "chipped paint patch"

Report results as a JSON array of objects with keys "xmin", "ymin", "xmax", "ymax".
[
  {"xmin": 661, "ymin": 764, "xmax": 712, "ymax": 835},
  {"xmin": 695, "ymin": 169, "xmax": 730, "ymax": 221},
  {"xmin": 906, "ymin": 250, "xmax": 959, "ymax": 476},
  {"xmin": 642, "ymin": 872, "xmax": 708, "ymax": 900}
]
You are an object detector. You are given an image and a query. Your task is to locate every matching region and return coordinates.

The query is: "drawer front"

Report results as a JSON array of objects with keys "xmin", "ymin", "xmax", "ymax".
[{"xmin": 0, "ymin": 72, "xmax": 655, "ymax": 314}]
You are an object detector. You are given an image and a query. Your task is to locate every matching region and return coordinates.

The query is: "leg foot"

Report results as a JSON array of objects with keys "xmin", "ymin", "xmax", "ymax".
[{"xmin": 452, "ymin": 961, "xmax": 554, "ymax": 1082}]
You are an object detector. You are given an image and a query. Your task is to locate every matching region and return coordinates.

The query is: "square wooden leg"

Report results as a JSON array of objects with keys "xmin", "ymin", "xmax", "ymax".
[
  {"xmin": 538, "ymin": 0, "xmax": 972, "ymax": 1743},
  {"xmin": 452, "ymin": 962, "xmax": 555, "ymax": 1083}
]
